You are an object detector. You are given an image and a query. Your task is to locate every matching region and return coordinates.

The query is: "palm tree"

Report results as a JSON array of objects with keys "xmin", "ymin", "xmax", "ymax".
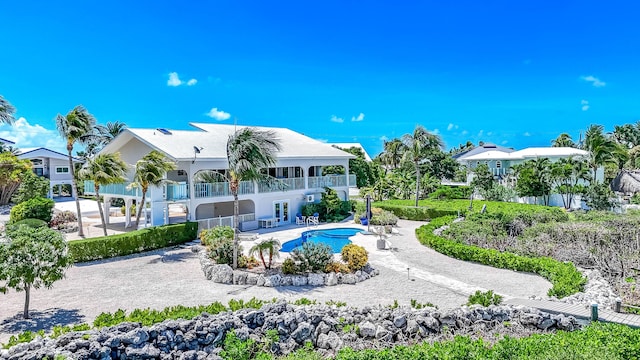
[
  {"xmin": 56, "ymin": 106, "xmax": 99, "ymax": 237},
  {"xmin": 98, "ymin": 121, "xmax": 127, "ymax": 146},
  {"xmin": 0, "ymin": 95, "xmax": 16, "ymax": 124},
  {"xmin": 380, "ymin": 139, "xmax": 406, "ymax": 171},
  {"xmin": 583, "ymin": 124, "xmax": 618, "ymax": 182},
  {"xmin": 226, "ymin": 127, "xmax": 281, "ymax": 269},
  {"xmin": 130, "ymin": 150, "xmax": 177, "ymax": 228},
  {"xmin": 551, "ymin": 133, "xmax": 575, "ymax": 148},
  {"xmin": 79, "ymin": 153, "xmax": 129, "ymax": 236},
  {"xmin": 249, "ymin": 238, "xmax": 281, "ymax": 269},
  {"xmin": 401, "ymin": 125, "xmax": 443, "ymax": 207}
]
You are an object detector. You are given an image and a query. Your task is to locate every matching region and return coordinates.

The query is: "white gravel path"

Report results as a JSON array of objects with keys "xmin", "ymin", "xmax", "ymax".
[{"xmin": 0, "ymin": 219, "xmax": 551, "ymax": 342}]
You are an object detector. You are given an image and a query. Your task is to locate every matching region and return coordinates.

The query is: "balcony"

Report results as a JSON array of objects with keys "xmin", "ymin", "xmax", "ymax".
[
  {"xmin": 258, "ymin": 177, "xmax": 305, "ymax": 193},
  {"xmin": 166, "ymin": 183, "xmax": 189, "ymax": 201},
  {"xmin": 348, "ymin": 174, "xmax": 357, "ymax": 187},
  {"xmin": 84, "ymin": 180, "xmax": 148, "ymax": 198},
  {"xmin": 193, "ymin": 181, "xmax": 254, "ymax": 199},
  {"xmin": 308, "ymin": 175, "xmax": 349, "ymax": 189}
]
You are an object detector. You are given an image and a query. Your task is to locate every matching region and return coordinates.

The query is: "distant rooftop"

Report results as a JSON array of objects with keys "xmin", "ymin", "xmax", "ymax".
[{"xmin": 453, "ymin": 143, "xmax": 515, "ymax": 160}]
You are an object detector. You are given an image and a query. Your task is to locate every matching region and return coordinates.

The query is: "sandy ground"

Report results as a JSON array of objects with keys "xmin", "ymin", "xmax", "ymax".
[{"xmin": 0, "ymin": 219, "xmax": 551, "ymax": 342}]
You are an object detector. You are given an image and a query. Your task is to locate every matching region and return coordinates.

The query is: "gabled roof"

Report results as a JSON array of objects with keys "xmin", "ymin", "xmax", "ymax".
[
  {"xmin": 101, "ymin": 123, "xmax": 355, "ymax": 161},
  {"xmin": 462, "ymin": 150, "xmax": 521, "ymax": 161},
  {"xmin": 459, "ymin": 146, "xmax": 588, "ymax": 162},
  {"xmin": 454, "ymin": 143, "xmax": 515, "ymax": 160},
  {"xmin": 0, "ymin": 137, "xmax": 15, "ymax": 145},
  {"xmin": 329, "ymin": 143, "xmax": 372, "ymax": 162},
  {"xmin": 18, "ymin": 147, "xmax": 82, "ymax": 162}
]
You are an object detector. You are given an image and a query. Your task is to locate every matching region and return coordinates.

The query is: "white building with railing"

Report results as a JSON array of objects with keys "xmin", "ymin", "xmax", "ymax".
[{"xmin": 84, "ymin": 123, "xmax": 356, "ymax": 231}]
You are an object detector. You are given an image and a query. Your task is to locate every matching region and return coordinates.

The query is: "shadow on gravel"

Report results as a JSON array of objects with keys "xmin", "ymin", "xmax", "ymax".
[
  {"xmin": 75, "ymin": 246, "xmax": 195, "ymax": 267},
  {"xmin": 0, "ymin": 308, "xmax": 85, "ymax": 335},
  {"xmin": 147, "ymin": 251, "xmax": 195, "ymax": 264},
  {"xmin": 274, "ymin": 286, "xmax": 319, "ymax": 294}
]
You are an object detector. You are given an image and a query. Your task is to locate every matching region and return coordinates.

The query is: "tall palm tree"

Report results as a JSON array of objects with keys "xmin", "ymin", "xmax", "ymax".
[
  {"xmin": 79, "ymin": 153, "xmax": 129, "ymax": 236},
  {"xmin": 226, "ymin": 127, "xmax": 281, "ymax": 269},
  {"xmin": 401, "ymin": 125, "xmax": 443, "ymax": 207},
  {"xmin": 130, "ymin": 150, "xmax": 177, "ymax": 228},
  {"xmin": 56, "ymin": 106, "xmax": 98, "ymax": 237},
  {"xmin": 551, "ymin": 133, "xmax": 575, "ymax": 148},
  {"xmin": 380, "ymin": 139, "xmax": 406, "ymax": 170},
  {"xmin": 97, "ymin": 121, "xmax": 127, "ymax": 146},
  {"xmin": 0, "ymin": 95, "xmax": 16, "ymax": 124},
  {"xmin": 583, "ymin": 124, "xmax": 618, "ymax": 182}
]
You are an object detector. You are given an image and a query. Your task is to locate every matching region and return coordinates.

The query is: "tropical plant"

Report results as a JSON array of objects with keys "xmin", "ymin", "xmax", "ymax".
[
  {"xmin": 471, "ymin": 164, "xmax": 495, "ymax": 195},
  {"xmin": 0, "ymin": 95, "xmax": 16, "ymax": 124},
  {"xmin": 97, "ymin": 121, "xmax": 127, "ymax": 145},
  {"xmin": 290, "ymin": 242, "xmax": 333, "ymax": 273},
  {"xmin": 379, "ymin": 138, "xmax": 405, "ymax": 171},
  {"xmin": 401, "ymin": 125, "xmax": 443, "ymax": 206},
  {"xmin": 341, "ymin": 244, "xmax": 368, "ymax": 271},
  {"xmin": 551, "ymin": 133, "xmax": 576, "ymax": 148},
  {"xmin": 130, "ymin": 150, "xmax": 177, "ymax": 228},
  {"xmin": 0, "ymin": 225, "xmax": 73, "ymax": 319},
  {"xmin": 0, "ymin": 153, "xmax": 32, "ymax": 205},
  {"xmin": 12, "ymin": 171, "xmax": 49, "ymax": 204},
  {"xmin": 225, "ymin": 127, "xmax": 281, "ymax": 269},
  {"xmin": 248, "ymin": 238, "xmax": 281, "ymax": 269},
  {"xmin": 79, "ymin": 153, "xmax": 129, "ymax": 236},
  {"xmin": 550, "ymin": 157, "xmax": 590, "ymax": 209},
  {"xmin": 512, "ymin": 158, "xmax": 553, "ymax": 205},
  {"xmin": 56, "ymin": 105, "xmax": 99, "ymax": 236},
  {"xmin": 583, "ymin": 124, "xmax": 618, "ymax": 182},
  {"xmin": 9, "ymin": 197, "xmax": 54, "ymax": 224}
]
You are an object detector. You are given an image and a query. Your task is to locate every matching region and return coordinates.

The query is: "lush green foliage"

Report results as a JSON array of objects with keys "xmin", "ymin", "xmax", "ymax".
[
  {"xmin": 301, "ymin": 197, "xmax": 352, "ymax": 223},
  {"xmin": 209, "ymin": 238, "xmax": 238, "ymax": 265},
  {"xmin": 585, "ymin": 182, "xmax": 616, "ymax": 210},
  {"xmin": 249, "ymin": 238, "xmax": 280, "ymax": 269},
  {"xmin": 290, "ymin": 242, "xmax": 334, "ymax": 273},
  {"xmin": 0, "ymin": 152, "xmax": 33, "ymax": 205},
  {"xmin": 9, "ymin": 196, "xmax": 55, "ymax": 223},
  {"xmin": 200, "ymin": 225, "xmax": 235, "ymax": 246},
  {"xmin": 68, "ymin": 222, "xmax": 198, "ymax": 262},
  {"xmin": 281, "ymin": 258, "xmax": 297, "ymax": 275},
  {"xmin": 6, "ymin": 218, "xmax": 48, "ymax": 233},
  {"xmin": 12, "ymin": 171, "xmax": 49, "ymax": 204},
  {"xmin": 340, "ymin": 244, "xmax": 368, "ymax": 271},
  {"xmin": 428, "ymin": 185, "xmax": 472, "ymax": 200},
  {"xmin": 467, "ymin": 290, "xmax": 503, "ymax": 306},
  {"xmin": 416, "ymin": 216, "xmax": 585, "ymax": 298},
  {"xmin": 0, "ymin": 225, "xmax": 73, "ymax": 318}
]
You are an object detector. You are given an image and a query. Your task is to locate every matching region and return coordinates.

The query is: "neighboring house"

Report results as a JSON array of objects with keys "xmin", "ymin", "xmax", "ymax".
[
  {"xmin": 17, "ymin": 147, "xmax": 83, "ymax": 199},
  {"xmin": 86, "ymin": 123, "xmax": 357, "ymax": 230},
  {"xmin": 457, "ymin": 145, "xmax": 601, "ymax": 208}
]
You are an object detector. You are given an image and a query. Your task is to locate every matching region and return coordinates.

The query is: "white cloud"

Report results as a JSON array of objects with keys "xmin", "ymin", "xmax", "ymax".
[
  {"xmin": 501, "ymin": 140, "xmax": 508, "ymax": 145},
  {"xmin": 0, "ymin": 117, "xmax": 66, "ymax": 152},
  {"xmin": 206, "ymin": 107, "xmax": 231, "ymax": 121},
  {"xmin": 581, "ymin": 75, "xmax": 606, "ymax": 87},
  {"xmin": 461, "ymin": 130, "xmax": 468, "ymax": 136},
  {"xmin": 432, "ymin": 129, "xmax": 440, "ymax": 135},
  {"xmin": 581, "ymin": 99, "xmax": 590, "ymax": 111},
  {"xmin": 168, "ymin": 72, "xmax": 198, "ymax": 87},
  {"xmin": 351, "ymin": 113, "xmax": 365, "ymax": 122},
  {"xmin": 167, "ymin": 72, "xmax": 182, "ymax": 86},
  {"xmin": 447, "ymin": 123, "xmax": 459, "ymax": 131},
  {"xmin": 330, "ymin": 115, "xmax": 344, "ymax": 123},
  {"xmin": 523, "ymin": 132, "xmax": 531, "ymax": 137}
]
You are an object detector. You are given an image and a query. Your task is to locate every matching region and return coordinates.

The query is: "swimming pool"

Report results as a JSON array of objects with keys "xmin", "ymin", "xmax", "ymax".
[{"xmin": 280, "ymin": 228, "xmax": 363, "ymax": 253}]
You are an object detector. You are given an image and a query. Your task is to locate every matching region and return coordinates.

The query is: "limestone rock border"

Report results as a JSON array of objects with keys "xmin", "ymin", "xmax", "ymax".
[{"xmin": 196, "ymin": 246, "xmax": 379, "ymax": 287}]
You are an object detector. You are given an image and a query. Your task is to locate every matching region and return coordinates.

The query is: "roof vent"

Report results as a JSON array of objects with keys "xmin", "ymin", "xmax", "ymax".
[{"xmin": 157, "ymin": 128, "xmax": 172, "ymax": 135}]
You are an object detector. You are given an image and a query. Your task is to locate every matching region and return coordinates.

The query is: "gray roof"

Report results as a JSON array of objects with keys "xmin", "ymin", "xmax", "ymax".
[
  {"xmin": 611, "ymin": 170, "xmax": 640, "ymax": 194},
  {"xmin": 102, "ymin": 123, "xmax": 355, "ymax": 161}
]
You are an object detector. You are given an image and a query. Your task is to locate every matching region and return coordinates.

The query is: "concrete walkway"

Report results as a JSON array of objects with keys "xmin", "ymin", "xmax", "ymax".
[{"xmin": 0, "ymin": 219, "xmax": 552, "ymax": 342}]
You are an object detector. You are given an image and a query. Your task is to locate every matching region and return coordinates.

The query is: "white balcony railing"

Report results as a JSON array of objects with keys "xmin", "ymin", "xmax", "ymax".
[
  {"xmin": 258, "ymin": 177, "xmax": 305, "ymax": 193},
  {"xmin": 308, "ymin": 175, "xmax": 348, "ymax": 188},
  {"xmin": 193, "ymin": 181, "xmax": 254, "ymax": 198}
]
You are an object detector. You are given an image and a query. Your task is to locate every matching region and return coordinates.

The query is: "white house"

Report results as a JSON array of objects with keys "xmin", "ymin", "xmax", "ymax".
[
  {"xmin": 86, "ymin": 123, "xmax": 357, "ymax": 230},
  {"xmin": 17, "ymin": 147, "xmax": 83, "ymax": 199},
  {"xmin": 456, "ymin": 145, "xmax": 602, "ymax": 208}
]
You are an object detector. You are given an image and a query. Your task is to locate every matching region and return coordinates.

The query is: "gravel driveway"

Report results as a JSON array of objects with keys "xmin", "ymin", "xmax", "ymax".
[{"xmin": 0, "ymin": 219, "xmax": 551, "ymax": 342}]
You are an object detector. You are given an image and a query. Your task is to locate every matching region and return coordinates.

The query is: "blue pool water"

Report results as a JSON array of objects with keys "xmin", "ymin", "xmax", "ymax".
[{"xmin": 280, "ymin": 228, "xmax": 363, "ymax": 253}]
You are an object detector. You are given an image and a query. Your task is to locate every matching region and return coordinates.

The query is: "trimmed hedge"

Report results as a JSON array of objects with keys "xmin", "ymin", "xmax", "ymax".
[
  {"xmin": 68, "ymin": 222, "xmax": 198, "ymax": 262},
  {"xmin": 415, "ymin": 216, "xmax": 585, "ymax": 298},
  {"xmin": 375, "ymin": 204, "xmax": 459, "ymax": 221}
]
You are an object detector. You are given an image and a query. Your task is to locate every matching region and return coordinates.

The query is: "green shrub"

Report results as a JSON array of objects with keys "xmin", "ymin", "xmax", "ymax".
[
  {"xmin": 7, "ymin": 218, "xmax": 48, "ymax": 230},
  {"xmin": 12, "ymin": 171, "xmax": 49, "ymax": 204},
  {"xmin": 282, "ymin": 258, "xmax": 297, "ymax": 274},
  {"xmin": 209, "ymin": 238, "xmax": 242, "ymax": 266},
  {"xmin": 67, "ymin": 222, "xmax": 198, "ymax": 262},
  {"xmin": 120, "ymin": 204, "xmax": 136, "ymax": 216},
  {"xmin": 416, "ymin": 216, "xmax": 585, "ymax": 298},
  {"xmin": 428, "ymin": 185, "xmax": 472, "ymax": 200},
  {"xmin": 467, "ymin": 290, "xmax": 503, "ymax": 306},
  {"xmin": 290, "ymin": 242, "xmax": 333, "ymax": 273},
  {"xmin": 9, "ymin": 197, "xmax": 54, "ymax": 223},
  {"xmin": 325, "ymin": 260, "xmax": 351, "ymax": 274},
  {"xmin": 341, "ymin": 244, "xmax": 368, "ymax": 271},
  {"xmin": 200, "ymin": 225, "xmax": 235, "ymax": 246}
]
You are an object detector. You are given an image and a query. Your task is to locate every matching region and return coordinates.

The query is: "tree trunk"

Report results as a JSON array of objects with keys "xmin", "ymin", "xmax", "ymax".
[
  {"xmin": 414, "ymin": 162, "xmax": 420, "ymax": 207},
  {"xmin": 96, "ymin": 186, "xmax": 108, "ymax": 236},
  {"xmin": 68, "ymin": 145, "xmax": 84, "ymax": 237},
  {"xmin": 135, "ymin": 187, "xmax": 147, "ymax": 228},
  {"xmin": 23, "ymin": 284, "xmax": 30, "ymax": 319},
  {"xmin": 232, "ymin": 185, "xmax": 239, "ymax": 269}
]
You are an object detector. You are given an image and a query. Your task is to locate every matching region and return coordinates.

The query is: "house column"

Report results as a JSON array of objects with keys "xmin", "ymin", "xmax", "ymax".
[
  {"xmin": 124, "ymin": 198, "xmax": 132, "ymax": 228},
  {"xmin": 345, "ymin": 161, "xmax": 350, "ymax": 187},
  {"xmin": 103, "ymin": 196, "xmax": 111, "ymax": 225}
]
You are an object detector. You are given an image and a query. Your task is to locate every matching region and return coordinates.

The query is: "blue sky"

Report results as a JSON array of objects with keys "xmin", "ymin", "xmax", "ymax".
[{"xmin": 1, "ymin": 1, "xmax": 640, "ymax": 157}]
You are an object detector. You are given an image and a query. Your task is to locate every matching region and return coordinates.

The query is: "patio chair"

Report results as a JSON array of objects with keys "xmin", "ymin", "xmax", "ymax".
[
  {"xmin": 296, "ymin": 213, "xmax": 306, "ymax": 225},
  {"xmin": 307, "ymin": 214, "xmax": 319, "ymax": 226}
]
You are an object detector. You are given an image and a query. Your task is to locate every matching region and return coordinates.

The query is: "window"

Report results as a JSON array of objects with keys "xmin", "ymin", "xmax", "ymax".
[
  {"xmin": 34, "ymin": 168, "xmax": 44, "ymax": 176},
  {"xmin": 55, "ymin": 166, "xmax": 69, "ymax": 174},
  {"xmin": 496, "ymin": 161, "xmax": 502, "ymax": 168},
  {"xmin": 31, "ymin": 159, "xmax": 43, "ymax": 166}
]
